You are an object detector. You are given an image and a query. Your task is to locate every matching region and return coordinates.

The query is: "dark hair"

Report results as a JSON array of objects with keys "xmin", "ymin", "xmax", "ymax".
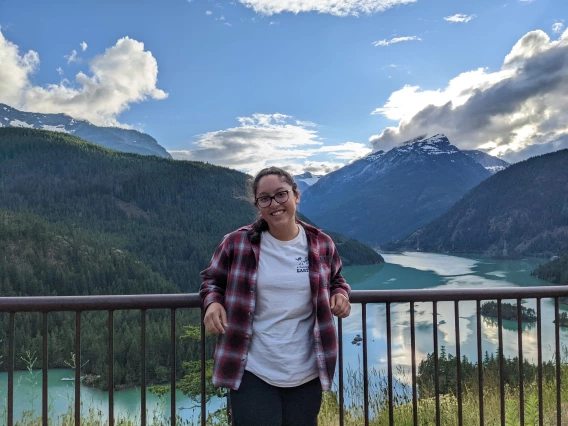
[{"xmin": 247, "ymin": 167, "xmax": 299, "ymax": 243}]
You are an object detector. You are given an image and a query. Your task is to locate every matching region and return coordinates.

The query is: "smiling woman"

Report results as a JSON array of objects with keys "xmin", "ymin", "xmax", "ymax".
[{"xmin": 199, "ymin": 166, "xmax": 352, "ymax": 426}]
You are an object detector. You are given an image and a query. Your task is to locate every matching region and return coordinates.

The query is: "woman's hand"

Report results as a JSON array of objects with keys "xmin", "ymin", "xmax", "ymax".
[
  {"xmin": 330, "ymin": 294, "xmax": 351, "ymax": 318},
  {"xmin": 204, "ymin": 302, "xmax": 228, "ymax": 334}
]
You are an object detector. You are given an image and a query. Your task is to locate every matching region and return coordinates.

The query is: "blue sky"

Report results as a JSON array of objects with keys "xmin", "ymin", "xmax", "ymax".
[{"xmin": 1, "ymin": 0, "xmax": 567, "ymax": 174}]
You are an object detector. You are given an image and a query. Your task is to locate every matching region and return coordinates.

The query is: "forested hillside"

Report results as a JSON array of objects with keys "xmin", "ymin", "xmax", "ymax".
[
  {"xmin": 533, "ymin": 253, "xmax": 568, "ymax": 284},
  {"xmin": 0, "ymin": 128, "xmax": 381, "ymax": 294},
  {"xmin": 388, "ymin": 149, "xmax": 568, "ymax": 258},
  {"xmin": 0, "ymin": 128, "xmax": 381, "ymax": 387},
  {"xmin": 0, "ymin": 210, "xmax": 202, "ymax": 388}
]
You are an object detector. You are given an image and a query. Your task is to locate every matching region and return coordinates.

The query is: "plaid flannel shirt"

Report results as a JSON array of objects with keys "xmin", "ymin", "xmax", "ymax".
[{"xmin": 199, "ymin": 220, "xmax": 351, "ymax": 391}]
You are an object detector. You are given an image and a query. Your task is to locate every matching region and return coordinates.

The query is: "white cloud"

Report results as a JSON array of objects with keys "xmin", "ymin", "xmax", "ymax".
[
  {"xmin": 372, "ymin": 36, "xmax": 421, "ymax": 47},
  {"xmin": 444, "ymin": 14, "xmax": 477, "ymax": 23},
  {"xmin": 552, "ymin": 21, "xmax": 565, "ymax": 34},
  {"xmin": 80, "ymin": 41, "xmax": 88, "ymax": 51},
  {"xmin": 0, "ymin": 30, "xmax": 167, "ymax": 127},
  {"xmin": 237, "ymin": 0, "xmax": 417, "ymax": 17},
  {"xmin": 206, "ymin": 10, "xmax": 213, "ymax": 15},
  {"xmin": 65, "ymin": 49, "xmax": 78, "ymax": 64},
  {"xmin": 369, "ymin": 28, "xmax": 568, "ymax": 162},
  {"xmin": 169, "ymin": 113, "xmax": 371, "ymax": 174},
  {"xmin": 56, "ymin": 67, "xmax": 63, "ymax": 76}
]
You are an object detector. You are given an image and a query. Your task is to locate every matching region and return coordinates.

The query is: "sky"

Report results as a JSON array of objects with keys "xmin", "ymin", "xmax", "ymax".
[{"xmin": 1, "ymin": 0, "xmax": 567, "ymax": 174}]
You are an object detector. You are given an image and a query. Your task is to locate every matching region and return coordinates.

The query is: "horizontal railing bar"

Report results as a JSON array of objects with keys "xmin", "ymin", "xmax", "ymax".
[
  {"xmin": 0, "ymin": 294, "xmax": 201, "ymax": 312},
  {"xmin": 349, "ymin": 286, "xmax": 568, "ymax": 303},
  {"xmin": 1, "ymin": 287, "xmax": 566, "ymax": 312}
]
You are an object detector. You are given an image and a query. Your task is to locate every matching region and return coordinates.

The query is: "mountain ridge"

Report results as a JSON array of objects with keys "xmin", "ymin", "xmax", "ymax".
[
  {"xmin": 0, "ymin": 103, "xmax": 171, "ymax": 158},
  {"xmin": 388, "ymin": 148, "xmax": 568, "ymax": 257},
  {"xmin": 300, "ymin": 134, "xmax": 491, "ymax": 246}
]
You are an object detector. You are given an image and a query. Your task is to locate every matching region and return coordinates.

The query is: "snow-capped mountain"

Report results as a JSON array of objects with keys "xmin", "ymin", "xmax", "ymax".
[
  {"xmin": 0, "ymin": 104, "xmax": 171, "ymax": 158},
  {"xmin": 294, "ymin": 172, "xmax": 325, "ymax": 192},
  {"xmin": 463, "ymin": 150, "xmax": 509, "ymax": 174},
  {"xmin": 299, "ymin": 134, "xmax": 491, "ymax": 246}
]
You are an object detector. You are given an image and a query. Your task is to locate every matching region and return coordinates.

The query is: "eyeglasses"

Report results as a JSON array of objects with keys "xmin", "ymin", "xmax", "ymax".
[{"xmin": 255, "ymin": 190, "xmax": 290, "ymax": 208}]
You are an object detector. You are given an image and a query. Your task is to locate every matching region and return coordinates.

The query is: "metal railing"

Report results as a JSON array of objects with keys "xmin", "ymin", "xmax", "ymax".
[{"xmin": 1, "ymin": 285, "xmax": 567, "ymax": 426}]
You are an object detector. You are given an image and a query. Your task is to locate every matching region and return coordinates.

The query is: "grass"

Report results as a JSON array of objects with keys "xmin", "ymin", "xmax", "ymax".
[{"xmin": 4, "ymin": 359, "xmax": 568, "ymax": 425}]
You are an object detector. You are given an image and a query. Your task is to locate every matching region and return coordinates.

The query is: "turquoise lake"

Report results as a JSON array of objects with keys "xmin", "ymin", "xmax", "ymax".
[{"xmin": 1, "ymin": 251, "xmax": 561, "ymax": 423}]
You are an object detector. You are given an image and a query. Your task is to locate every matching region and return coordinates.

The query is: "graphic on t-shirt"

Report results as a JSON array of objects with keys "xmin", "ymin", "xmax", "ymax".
[{"xmin": 296, "ymin": 256, "xmax": 309, "ymax": 273}]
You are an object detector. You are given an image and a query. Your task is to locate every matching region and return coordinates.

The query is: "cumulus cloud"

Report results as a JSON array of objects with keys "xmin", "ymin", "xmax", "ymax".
[
  {"xmin": 372, "ymin": 36, "xmax": 421, "ymax": 47},
  {"xmin": 0, "ymin": 30, "xmax": 167, "ymax": 127},
  {"xmin": 65, "ymin": 49, "xmax": 78, "ymax": 64},
  {"xmin": 80, "ymin": 41, "xmax": 88, "ymax": 51},
  {"xmin": 444, "ymin": 14, "xmax": 477, "ymax": 23},
  {"xmin": 369, "ymin": 28, "xmax": 568, "ymax": 162},
  {"xmin": 553, "ymin": 21, "xmax": 565, "ymax": 34},
  {"xmin": 206, "ymin": 10, "xmax": 213, "ymax": 15},
  {"xmin": 237, "ymin": 0, "xmax": 416, "ymax": 17},
  {"xmin": 169, "ymin": 113, "xmax": 371, "ymax": 174}
]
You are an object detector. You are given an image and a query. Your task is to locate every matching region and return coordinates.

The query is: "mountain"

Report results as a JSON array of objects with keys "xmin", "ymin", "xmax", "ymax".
[
  {"xmin": 0, "ymin": 128, "xmax": 382, "ymax": 294},
  {"xmin": 389, "ymin": 149, "xmax": 568, "ymax": 258},
  {"xmin": 299, "ymin": 134, "xmax": 491, "ymax": 246},
  {"xmin": 463, "ymin": 150, "xmax": 509, "ymax": 174},
  {"xmin": 0, "ymin": 103, "xmax": 171, "ymax": 158},
  {"xmin": 294, "ymin": 172, "xmax": 324, "ymax": 192}
]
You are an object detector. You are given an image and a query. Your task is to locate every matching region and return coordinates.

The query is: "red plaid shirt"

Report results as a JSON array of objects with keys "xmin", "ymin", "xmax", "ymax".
[{"xmin": 200, "ymin": 221, "xmax": 351, "ymax": 390}]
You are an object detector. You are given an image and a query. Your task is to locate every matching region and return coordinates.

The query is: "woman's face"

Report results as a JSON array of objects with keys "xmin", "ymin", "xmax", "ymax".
[{"xmin": 255, "ymin": 174, "xmax": 300, "ymax": 231}]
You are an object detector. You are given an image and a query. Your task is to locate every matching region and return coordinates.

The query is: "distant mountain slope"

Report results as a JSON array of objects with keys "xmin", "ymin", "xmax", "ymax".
[
  {"xmin": 294, "ymin": 172, "xmax": 324, "ymax": 192},
  {"xmin": 0, "ymin": 103, "xmax": 171, "ymax": 158},
  {"xmin": 463, "ymin": 150, "xmax": 509, "ymax": 174},
  {"xmin": 389, "ymin": 149, "xmax": 568, "ymax": 258},
  {"xmin": 300, "ymin": 134, "xmax": 491, "ymax": 246},
  {"xmin": 0, "ymin": 128, "xmax": 381, "ymax": 294}
]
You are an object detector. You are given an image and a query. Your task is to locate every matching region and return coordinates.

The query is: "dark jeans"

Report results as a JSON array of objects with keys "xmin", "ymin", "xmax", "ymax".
[{"xmin": 229, "ymin": 371, "xmax": 322, "ymax": 426}]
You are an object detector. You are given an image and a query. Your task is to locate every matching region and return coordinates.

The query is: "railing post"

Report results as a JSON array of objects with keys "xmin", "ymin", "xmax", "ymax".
[
  {"xmin": 109, "ymin": 310, "xmax": 114, "ymax": 426},
  {"xmin": 201, "ymin": 309, "xmax": 206, "ymax": 426},
  {"xmin": 498, "ymin": 299, "xmax": 505, "ymax": 425},
  {"xmin": 476, "ymin": 300, "xmax": 484, "ymax": 426},
  {"xmin": 454, "ymin": 301, "xmax": 462, "ymax": 425},
  {"xmin": 362, "ymin": 303, "xmax": 369, "ymax": 426},
  {"xmin": 141, "ymin": 309, "xmax": 147, "ymax": 426},
  {"xmin": 386, "ymin": 302, "xmax": 393, "ymax": 425},
  {"xmin": 75, "ymin": 311, "xmax": 81, "ymax": 426},
  {"xmin": 537, "ymin": 298, "xmax": 543, "ymax": 426},
  {"xmin": 555, "ymin": 297, "xmax": 561, "ymax": 426},
  {"xmin": 171, "ymin": 308, "xmax": 177, "ymax": 426},
  {"xmin": 42, "ymin": 312, "xmax": 48, "ymax": 426},
  {"xmin": 433, "ymin": 301, "xmax": 440, "ymax": 426},
  {"xmin": 517, "ymin": 298, "xmax": 524, "ymax": 426},
  {"xmin": 7, "ymin": 312, "xmax": 14, "ymax": 426},
  {"xmin": 410, "ymin": 301, "xmax": 418, "ymax": 426},
  {"xmin": 338, "ymin": 317, "xmax": 345, "ymax": 426}
]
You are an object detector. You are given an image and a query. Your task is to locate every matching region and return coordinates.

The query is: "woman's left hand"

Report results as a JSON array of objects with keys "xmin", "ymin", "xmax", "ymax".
[{"xmin": 330, "ymin": 294, "xmax": 351, "ymax": 318}]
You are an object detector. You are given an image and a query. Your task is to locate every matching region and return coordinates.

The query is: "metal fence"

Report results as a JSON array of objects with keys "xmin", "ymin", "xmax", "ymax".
[{"xmin": 1, "ymin": 285, "xmax": 567, "ymax": 426}]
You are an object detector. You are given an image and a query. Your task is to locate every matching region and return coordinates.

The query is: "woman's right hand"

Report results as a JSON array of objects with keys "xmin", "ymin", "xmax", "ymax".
[{"xmin": 204, "ymin": 302, "xmax": 228, "ymax": 334}]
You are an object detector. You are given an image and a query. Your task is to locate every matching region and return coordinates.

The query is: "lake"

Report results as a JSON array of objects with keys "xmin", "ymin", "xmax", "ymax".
[{"xmin": 0, "ymin": 251, "xmax": 560, "ymax": 423}]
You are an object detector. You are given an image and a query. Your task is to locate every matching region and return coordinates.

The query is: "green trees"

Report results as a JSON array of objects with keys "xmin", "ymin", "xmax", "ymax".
[
  {"xmin": 480, "ymin": 301, "xmax": 537, "ymax": 322},
  {"xmin": 0, "ymin": 127, "xmax": 381, "ymax": 389}
]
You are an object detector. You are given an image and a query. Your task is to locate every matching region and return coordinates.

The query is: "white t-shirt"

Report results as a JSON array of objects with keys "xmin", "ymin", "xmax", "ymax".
[{"xmin": 245, "ymin": 225, "xmax": 318, "ymax": 387}]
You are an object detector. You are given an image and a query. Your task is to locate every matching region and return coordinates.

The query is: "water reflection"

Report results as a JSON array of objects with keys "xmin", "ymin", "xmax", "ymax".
[{"xmin": 340, "ymin": 252, "xmax": 560, "ymax": 390}]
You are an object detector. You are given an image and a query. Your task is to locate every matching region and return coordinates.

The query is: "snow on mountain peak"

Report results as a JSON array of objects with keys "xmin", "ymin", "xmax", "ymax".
[
  {"xmin": 396, "ymin": 133, "xmax": 458, "ymax": 155},
  {"xmin": 364, "ymin": 150, "xmax": 385, "ymax": 162}
]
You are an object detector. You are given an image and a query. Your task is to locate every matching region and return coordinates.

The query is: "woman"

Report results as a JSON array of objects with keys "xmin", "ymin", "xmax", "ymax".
[{"xmin": 200, "ymin": 166, "xmax": 351, "ymax": 426}]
